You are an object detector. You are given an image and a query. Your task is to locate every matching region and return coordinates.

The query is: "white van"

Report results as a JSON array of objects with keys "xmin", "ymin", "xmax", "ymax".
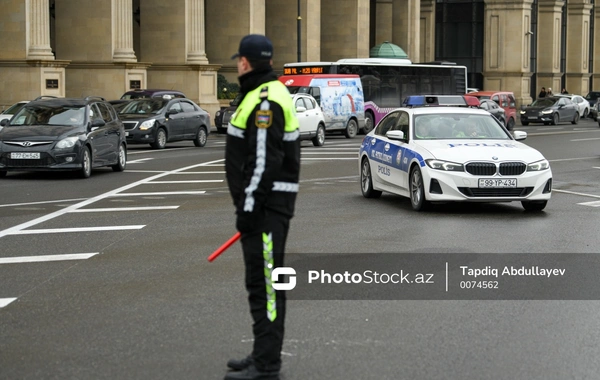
[{"xmin": 278, "ymin": 74, "xmax": 365, "ymax": 138}]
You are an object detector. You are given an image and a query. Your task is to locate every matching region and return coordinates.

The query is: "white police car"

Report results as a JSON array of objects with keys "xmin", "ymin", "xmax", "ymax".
[{"xmin": 358, "ymin": 95, "xmax": 552, "ymax": 211}]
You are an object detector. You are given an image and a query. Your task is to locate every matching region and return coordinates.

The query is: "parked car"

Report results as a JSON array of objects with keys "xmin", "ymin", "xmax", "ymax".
[
  {"xmin": 215, "ymin": 93, "xmax": 242, "ymax": 134},
  {"xmin": 556, "ymin": 94, "xmax": 590, "ymax": 118},
  {"xmin": 519, "ymin": 96, "xmax": 579, "ymax": 125},
  {"xmin": 291, "ymin": 93, "xmax": 326, "ymax": 146},
  {"xmin": 0, "ymin": 96, "xmax": 127, "ymax": 178},
  {"xmin": 0, "ymin": 96, "xmax": 57, "ymax": 123},
  {"xmin": 467, "ymin": 91, "xmax": 518, "ymax": 130},
  {"xmin": 110, "ymin": 89, "xmax": 187, "ymax": 116},
  {"xmin": 358, "ymin": 95, "xmax": 552, "ymax": 211},
  {"xmin": 476, "ymin": 99, "xmax": 506, "ymax": 126},
  {"xmin": 118, "ymin": 96, "xmax": 210, "ymax": 149},
  {"xmin": 584, "ymin": 91, "xmax": 600, "ymax": 121},
  {"xmin": 120, "ymin": 89, "xmax": 186, "ymax": 100}
]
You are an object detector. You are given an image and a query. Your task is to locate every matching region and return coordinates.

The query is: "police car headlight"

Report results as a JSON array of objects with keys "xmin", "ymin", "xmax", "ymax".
[
  {"xmin": 426, "ymin": 159, "xmax": 464, "ymax": 171},
  {"xmin": 541, "ymin": 110, "xmax": 553, "ymax": 114},
  {"xmin": 527, "ymin": 159, "xmax": 550, "ymax": 171},
  {"xmin": 56, "ymin": 136, "xmax": 78, "ymax": 149},
  {"xmin": 216, "ymin": 110, "xmax": 221, "ymax": 117},
  {"xmin": 139, "ymin": 119, "xmax": 155, "ymax": 130},
  {"xmin": 519, "ymin": 110, "xmax": 526, "ymax": 114}
]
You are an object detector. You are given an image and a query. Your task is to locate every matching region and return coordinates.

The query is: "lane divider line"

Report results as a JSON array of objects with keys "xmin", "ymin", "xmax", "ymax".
[
  {"xmin": 8, "ymin": 226, "xmax": 145, "ymax": 235},
  {"xmin": 0, "ymin": 253, "xmax": 99, "ymax": 264},
  {"xmin": 0, "ymin": 158, "xmax": 224, "ymax": 239}
]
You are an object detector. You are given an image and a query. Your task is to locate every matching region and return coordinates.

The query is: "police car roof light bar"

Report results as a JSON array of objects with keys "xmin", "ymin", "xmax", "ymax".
[{"xmin": 403, "ymin": 95, "xmax": 470, "ymax": 108}]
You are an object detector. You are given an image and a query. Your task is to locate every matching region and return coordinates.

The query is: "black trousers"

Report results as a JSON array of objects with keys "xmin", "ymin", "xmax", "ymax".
[{"xmin": 240, "ymin": 209, "xmax": 290, "ymax": 372}]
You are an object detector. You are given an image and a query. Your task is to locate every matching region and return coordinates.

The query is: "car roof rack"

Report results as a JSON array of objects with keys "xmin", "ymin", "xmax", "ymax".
[
  {"xmin": 402, "ymin": 95, "xmax": 475, "ymax": 108},
  {"xmin": 33, "ymin": 95, "xmax": 58, "ymax": 101}
]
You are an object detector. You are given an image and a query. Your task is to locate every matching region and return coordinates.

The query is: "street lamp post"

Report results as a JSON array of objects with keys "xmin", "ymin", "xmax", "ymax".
[{"xmin": 297, "ymin": 0, "xmax": 302, "ymax": 62}]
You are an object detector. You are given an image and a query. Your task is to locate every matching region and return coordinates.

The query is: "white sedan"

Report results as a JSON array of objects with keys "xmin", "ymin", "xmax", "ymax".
[
  {"xmin": 557, "ymin": 94, "xmax": 590, "ymax": 118},
  {"xmin": 292, "ymin": 93, "xmax": 326, "ymax": 146},
  {"xmin": 358, "ymin": 100, "xmax": 552, "ymax": 211},
  {"xmin": 0, "ymin": 101, "xmax": 29, "ymax": 122}
]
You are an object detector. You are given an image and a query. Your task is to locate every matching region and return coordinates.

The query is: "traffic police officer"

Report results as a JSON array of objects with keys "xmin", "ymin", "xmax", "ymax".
[{"xmin": 224, "ymin": 34, "xmax": 300, "ymax": 380}]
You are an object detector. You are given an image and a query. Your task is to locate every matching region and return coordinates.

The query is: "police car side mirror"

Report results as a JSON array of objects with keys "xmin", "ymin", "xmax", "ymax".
[
  {"xmin": 296, "ymin": 106, "xmax": 307, "ymax": 113},
  {"xmin": 386, "ymin": 130, "xmax": 404, "ymax": 141},
  {"xmin": 0, "ymin": 119, "xmax": 8, "ymax": 126},
  {"xmin": 513, "ymin": 131, "xmax": 527, "ymax": 141}
]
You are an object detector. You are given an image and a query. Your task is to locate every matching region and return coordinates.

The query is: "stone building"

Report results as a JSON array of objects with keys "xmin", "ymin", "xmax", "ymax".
[{"xmin": 0, "ymin": 0, "xmax": 597, "ymax": 116}]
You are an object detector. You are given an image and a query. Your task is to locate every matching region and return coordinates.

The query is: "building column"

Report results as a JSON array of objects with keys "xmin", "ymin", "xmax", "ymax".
[
  {"xmin": 483, "ymin": 0, "xmax": 534, "ymax": 107},
  {"xmin": 594, "ymin": 2, "xmax": 600, "ymax": 89},
  {"xmin": 564, "ymin": 0, "xmax": 592, "ymax": 95},
  {"xmin": 536, "ymin": 0, "xmax": 563, "ymax": 93},
  {"xmin": 186, "ymin": 0, "xmax": 209, "ymax": 64},
  {"xmin": 320, "ymin": 0, "xmax": 370, "ymax": 60},
  {"xmin": 27, "ymin": 0, "xmax": 54, "ymax": 60},
  {"xmin": 112, "ymin": 0, "xmax": 137, "ymax": 62},
  {"xmin": 420, "ymin": 0, "xmax": 435, "ymax": 63},
  {"xmin": 392, "ymin": 0, "xmax": 420, "ymax": 62},
  {"xmin": 375, "ymin": 0, "xmax": 393, "ymax": 44}
]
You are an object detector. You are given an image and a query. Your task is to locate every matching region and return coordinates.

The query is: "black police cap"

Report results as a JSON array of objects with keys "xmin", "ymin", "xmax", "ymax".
[{"xmin": 231, "ymin": 34, "xmax": 273, "ymax": 60}]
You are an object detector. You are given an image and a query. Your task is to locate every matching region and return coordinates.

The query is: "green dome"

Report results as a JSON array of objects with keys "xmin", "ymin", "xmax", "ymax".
[{"xmin": 369, "ymin": 41, "xmax": 409, "ymax": 59}]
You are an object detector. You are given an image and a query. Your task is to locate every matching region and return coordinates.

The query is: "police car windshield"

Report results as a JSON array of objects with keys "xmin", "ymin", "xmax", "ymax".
[
  {"xmin": 120, "ymin": 99, "xmax": 167, "ymax": 115},
  {"xmin": 413, "ymin": 114, "xmax": 511, "ymax": 140}
]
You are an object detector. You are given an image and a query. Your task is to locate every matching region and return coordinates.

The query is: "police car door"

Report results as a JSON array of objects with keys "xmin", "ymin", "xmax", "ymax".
[
  {"xmin": 369, "ymin": 111, "xmax": 399, "ymax": 188},
  {"xmin": 386, "ymin": 111, "xmax": 410, "ymax": 192}
]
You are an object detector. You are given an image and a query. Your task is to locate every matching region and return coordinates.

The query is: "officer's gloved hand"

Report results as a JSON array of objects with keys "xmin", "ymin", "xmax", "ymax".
[{"xmin": 236, "ymin": 209, "xmax": 264, "ymax": 233}]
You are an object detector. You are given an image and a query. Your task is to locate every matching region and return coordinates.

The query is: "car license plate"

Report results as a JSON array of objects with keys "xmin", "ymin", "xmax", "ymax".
[
  {"xmin": 11, "ymin": 152, "xmax": 40, "ymax": 159},
  {"xmin": 478, "ymin": 178, "xmax": 517, "ymax": 188},
  {"xmin": 125, "ymin": 131, "xmax": 129, "ymax": 136}
]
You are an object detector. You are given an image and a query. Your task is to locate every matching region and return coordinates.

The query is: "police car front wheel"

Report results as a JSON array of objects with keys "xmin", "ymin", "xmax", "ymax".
[
  {"xmin": 409, "ymin": 166, "xmax": 430, "ymax": 211},
  {"xmin": 360, "ymin": 159, "xmax": 382, "ymax": 199}
]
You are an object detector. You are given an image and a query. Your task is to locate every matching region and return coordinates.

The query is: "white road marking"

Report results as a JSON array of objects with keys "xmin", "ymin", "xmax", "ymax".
[
  {"xmin": 570, "ymin": 137, "xmax": 600, "ymax": 142},
  {"xmin": 127, "ymin": 158, "xmax": 154, "ymax": 164},
  {"xmin": 578, "ymin": 200, "xmax": 600, "ymax": 207},
  {"xmin": 146, "ymin": 180, "xmax": 223, "ymax": 184},
  {"xmin": 548, "ymin": 157, "xmax": 598, "ymax": 162},
  {"xmin": 553, "ymin": 189, "xmax": 600, "ymax": 199},
  {"xmin": 301, "ymin": 151, "xmax": 357, "ymax": 155},
  {"xmin": 301, "ymin": 158, "xmax": 356, "ymax": 160},
  {"xmin": 9, "ymin": 226, "xmax": 145, "ymax": 235},
  {"xmin": 127, "ymin": 147, "xmax": 191, "ymax": 155},
  {"xmin": 0, "ymin": 198, "xmax": 86, "ymax": 208},
  {"xmin": 126, "ymin": 170, "xmax": 226, "ymax": 174},
  {"xmin": 0, "ymin": 253, "xmax": 99, "ymax": 264},
  {"xmin": 108, "ymin": 191, "xmax": 206, "ymax": 196},
  {"xmin": 0, "ymin": 298, "xmax": 17, "ymax": 308},
  {"xmin": 0, "ymin": 158, "xmax": 224, "ymax": 239},
  {"xmin": 69, "ymin": 206, "xmax": 180, "ymax": 213}
]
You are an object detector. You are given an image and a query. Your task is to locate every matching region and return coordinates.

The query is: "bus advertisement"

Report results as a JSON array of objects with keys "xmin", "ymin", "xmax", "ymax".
[{"xmin": 283, "ymin": 58, "xmax": 468, "ymax": 133}]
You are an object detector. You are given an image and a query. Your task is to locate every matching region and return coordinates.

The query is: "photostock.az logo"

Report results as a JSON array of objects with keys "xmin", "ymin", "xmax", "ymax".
[{"xmin": 271, "ymin": 267, "xmax": 297, "ymax": 291}]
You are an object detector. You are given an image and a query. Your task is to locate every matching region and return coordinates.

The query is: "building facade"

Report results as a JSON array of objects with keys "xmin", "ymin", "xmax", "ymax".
[{"xmin": 0, "ymin": 0, "xmax": 597, "ymax": 116}]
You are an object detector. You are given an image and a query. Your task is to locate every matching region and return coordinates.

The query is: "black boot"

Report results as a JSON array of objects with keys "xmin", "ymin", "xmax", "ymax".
[
  {"xmin": 224, "ymin": 364, "xmax": 279, "ymax": 380},
  {"xmin": 227, "ymin": 355, "xmax": 253, "ymax": 371}
]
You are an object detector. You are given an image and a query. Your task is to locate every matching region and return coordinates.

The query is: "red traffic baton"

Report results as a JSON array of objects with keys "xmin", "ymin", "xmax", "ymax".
[{"xmin": 208, "ymin": 232, "xmax": 241, "ymax": 262}]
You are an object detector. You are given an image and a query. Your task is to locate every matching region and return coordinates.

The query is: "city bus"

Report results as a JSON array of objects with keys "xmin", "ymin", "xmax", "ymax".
[{"xmin": 283, "ymin": 58, "xmax": 468, "ymax": 133}]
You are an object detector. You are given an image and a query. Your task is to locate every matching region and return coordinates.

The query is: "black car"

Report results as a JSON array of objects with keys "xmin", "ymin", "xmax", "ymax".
[
  {"xmin": 0, "ymin": 96, "xmax": 127, "ymax": 178},
  {"xmin": 118, "ymin": 96, "xmax": 210, "ymax": 149},
  {"xmin": 585, "ymin": 91, "xmax": 600, "ymax": 121},
  {"xmin": 478, "ymin": 99, "xmax": 506, "ymax": 126},
  {"xmin": 215, "ymin": 93, "xmax": 242, "ymax": 134},
  {"xmin": 519, "ymin": 96, "xmax": 579, "ymax": 126},
  {"xmin": 110, "ymin": 89, "xmax": 187, "ymax": 115}
]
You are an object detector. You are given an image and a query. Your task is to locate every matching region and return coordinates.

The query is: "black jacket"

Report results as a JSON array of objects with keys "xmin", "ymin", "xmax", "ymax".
[{"xmin": 225, "ymin": 68, "xmax": 301, "ymax": 221}]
